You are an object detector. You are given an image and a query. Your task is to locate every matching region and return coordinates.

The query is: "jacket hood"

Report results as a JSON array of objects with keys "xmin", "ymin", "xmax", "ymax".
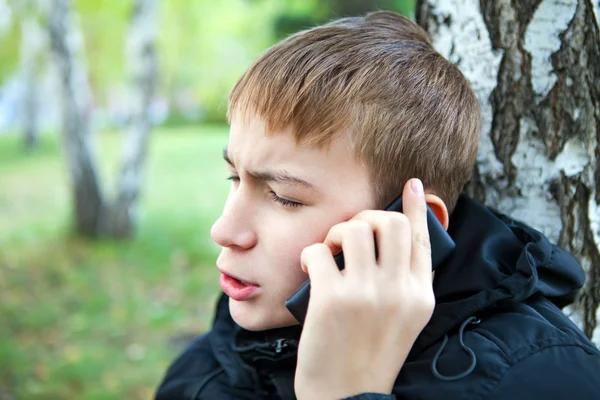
[
  {"xmin": 209, "ymin": 194, "xmax": 586, "ymax": 385},
  {"xmin": 409, "ymin": 194, "xmax": 585, "ymax": 358}
]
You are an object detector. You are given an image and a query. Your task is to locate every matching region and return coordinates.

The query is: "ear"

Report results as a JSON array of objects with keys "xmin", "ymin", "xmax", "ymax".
[{"xmin": 424, "ymin": 194, "xmax": 449, "ymax": 231}]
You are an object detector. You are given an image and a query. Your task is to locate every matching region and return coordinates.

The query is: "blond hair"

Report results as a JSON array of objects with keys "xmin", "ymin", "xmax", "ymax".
[{"xmin": 228, "ymin": 11, "xmax": 480, "ymax": 210}]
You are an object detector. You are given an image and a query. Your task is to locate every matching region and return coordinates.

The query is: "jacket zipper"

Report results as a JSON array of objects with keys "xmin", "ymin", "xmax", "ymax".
[{"xmin": 273, "ymin": 338, "xmax": 288, "ymax": 354}]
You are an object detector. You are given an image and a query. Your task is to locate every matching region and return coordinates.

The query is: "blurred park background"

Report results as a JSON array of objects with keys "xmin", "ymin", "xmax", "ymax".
[{"xmin": 0, "ymin": 0, "xmax": 415, "ymax": 398}]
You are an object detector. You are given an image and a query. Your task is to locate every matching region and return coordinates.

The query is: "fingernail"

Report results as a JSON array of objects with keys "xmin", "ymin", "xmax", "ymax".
[{"xmin": 411, "ymin": 179, "xmax": 424, "ymax": 197}]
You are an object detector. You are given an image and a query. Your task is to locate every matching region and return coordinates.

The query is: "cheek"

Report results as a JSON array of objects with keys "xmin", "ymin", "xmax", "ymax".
[{"xmin": 265, "ymin": 222, "xmax": 331, "ymax": 286}]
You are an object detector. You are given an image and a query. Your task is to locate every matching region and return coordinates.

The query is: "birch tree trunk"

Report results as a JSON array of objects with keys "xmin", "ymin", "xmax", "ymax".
[
  {"xmin": 19, "ymin": 1, "xmax": 45, "ymax": 150},
  {"xmin": 100, "ymin": 0, "xmax": 159, "ymax": 237},
  {"xmin": 48, "ymin": 0, "xmax": 104, "ymax": 236},
  {"xmin": 49, "ymin": 0, "xmax": 159, "ymax": 238},
  {"xmin": 416, "ymin": 0, "xmax": 600, "ymax": 345}
]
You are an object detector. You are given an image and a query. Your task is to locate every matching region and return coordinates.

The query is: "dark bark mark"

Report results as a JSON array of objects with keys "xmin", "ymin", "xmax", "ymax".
[
  {"xmin": 558, "ymin": 172, "xmax": 600, "ymax": 339},
  {"xmin": 462, "ymin": 163, "xmax": 487, "ymax": 203},
  {"xmin": 480, "ymin": 0, "xmax": 537, "ymax": 183},
  {"xmin": 416, "ymin": 0, "xmax": 456, "ymax": 42},
  {"xmin": 415, "ymin": 0, "xmax": 430, "ymax": 33},
  {"xmin": 581, "ymin": 0, "xmax": 600, "ymax": 205},
  {"xmin": 536, "ymin": 0, "xmax": 599, "ymax": 161},
  {"xmin": 511, "ymin": 0, "xmax": 543, "ymax": 28}
]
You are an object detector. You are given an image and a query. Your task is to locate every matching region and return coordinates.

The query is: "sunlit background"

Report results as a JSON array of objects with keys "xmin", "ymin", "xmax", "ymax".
[{"xmin": 0, "ymin": 1, "xmax": 414, "ymax": 398}]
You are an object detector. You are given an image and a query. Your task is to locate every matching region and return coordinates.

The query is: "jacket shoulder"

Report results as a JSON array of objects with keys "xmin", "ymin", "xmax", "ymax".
[
  {"xmin": 476, "ymin": 298, "xmax": 598, "ymax": 359},
  {"xmin": 487, "ymin": 343, "xmax": 600, "ymax": 400},
  {"xmin": 155, "ymin": 332, "xmax": 224, "ymax": 400},
  {"xmin": 394, "ymin": 299, "xmax": 600, "ymax": 400},
  {"xmin": 478, "ymin": 300, "xmax": 600, "ymax": 399}
]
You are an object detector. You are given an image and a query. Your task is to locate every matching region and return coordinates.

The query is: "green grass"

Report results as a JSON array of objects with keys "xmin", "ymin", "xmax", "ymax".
[{"xmin": 0, "ymin": 126, "xmax": 230, "ymax": 399}]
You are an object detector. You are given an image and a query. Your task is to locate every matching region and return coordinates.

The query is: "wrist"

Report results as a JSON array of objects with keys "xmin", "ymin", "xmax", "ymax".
[
  {"xmin": 341, "ymin": 394, "xmax": 396, "ymax": 400},
  {"xmin": 296, "ymin": 385, "xmax": 392, "ymax": 400}
]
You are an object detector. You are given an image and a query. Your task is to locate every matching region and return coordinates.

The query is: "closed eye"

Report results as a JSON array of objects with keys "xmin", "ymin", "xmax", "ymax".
[
  {"xmin": 269, "ymin": 191, "xmax": 302, "ymax": 208},
  {"xmin": 227, "ymin": 175, "xmax": 302, "ymax": 208}
]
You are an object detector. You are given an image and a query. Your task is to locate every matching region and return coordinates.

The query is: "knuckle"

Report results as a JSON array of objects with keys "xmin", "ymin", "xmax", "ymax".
[
  {"xmin": 301, "ymin": 243, "xmax": 325, "ymax": 261},
  {"xmin": 386, "ymin": 212, "xmax": 409, "ymax": 229},
  {"xmin": 332, "ymin": 220, "xmax": 371, "ymax": 238},
  {"xmin": 354, "ymin": 209, "xmax": 375, "ymax": 220},
  {"xmin": 328, "ymin": 222, "xmax": 344, "ymax": 237},
  {"xmin": 416, "ymin": 197, "xmax": 428, "ymax": 214},
  {"xmin": 335, "ymin": 220, "xmax": 372, "ymax": 244},
  {"xmin": 349, "ymin": 219, "xmax": 372, "ymax": 235},
  {"xmin": 418, "ymin": 293, "xmax": 436, "ymax": 316},
  {"xmin": 414, "ymin": 232, "xmax": 432, "ymax": 252}
]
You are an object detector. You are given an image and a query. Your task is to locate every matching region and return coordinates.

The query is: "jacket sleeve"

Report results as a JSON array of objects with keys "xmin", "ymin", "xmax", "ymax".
[
  {"xmin": 154, "ymin": 333, "xmax": 223, "ymax": 400},
  {"xmin": 487, "ymin": 344, "xmax": 600, "ymax": 400}
]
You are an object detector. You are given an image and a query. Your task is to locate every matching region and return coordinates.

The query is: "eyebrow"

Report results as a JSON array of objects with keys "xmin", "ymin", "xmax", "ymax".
[{"xmin": 223, "ymin": 147, "xmax": 316, "ymax": 190}]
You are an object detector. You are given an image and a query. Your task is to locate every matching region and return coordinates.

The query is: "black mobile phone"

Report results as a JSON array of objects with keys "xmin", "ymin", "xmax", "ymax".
[{"xmin": 285, "ymin": 194, "xmax": 455, "ymax": 325}]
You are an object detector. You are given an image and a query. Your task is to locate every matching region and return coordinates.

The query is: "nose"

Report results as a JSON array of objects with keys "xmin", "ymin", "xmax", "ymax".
[{"xmin": 210, "ymin": 191, "xmax": 258, "ymax": 250}]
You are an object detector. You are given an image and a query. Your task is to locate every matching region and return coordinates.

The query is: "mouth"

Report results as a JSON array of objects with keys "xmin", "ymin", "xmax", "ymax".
[
  {"xmin": 218, "ymin": 268, "xmax": 257, "ymax": 285},
  {"xmin": 218, "ymin": 269, "xmax": 260, "ymax": 301}
]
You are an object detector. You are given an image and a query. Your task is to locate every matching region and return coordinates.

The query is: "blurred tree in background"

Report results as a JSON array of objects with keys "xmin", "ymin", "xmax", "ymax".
[
  {"xmin": 14, "ymin": 0, "xmax": 47, "ymax": 149},
  {"xmin": 49, "ymin": 0, "xmax": 159, "ymax": 238}
]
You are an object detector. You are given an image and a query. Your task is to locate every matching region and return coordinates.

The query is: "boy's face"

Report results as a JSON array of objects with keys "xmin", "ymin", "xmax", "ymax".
[{"xmin": 211, "ymin": 112, "xmax": 374, "ymax": 331}]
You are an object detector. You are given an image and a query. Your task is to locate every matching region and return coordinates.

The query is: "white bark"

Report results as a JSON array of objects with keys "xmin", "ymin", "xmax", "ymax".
[
  {"xmin": 100, "ymin": 0, "xmax": 159, "ymax": 237},
  {"xmin": 49, "ymin": 0, "xmax": 104, "ymax": 236},
  {"xmin": 19, "ymin": 4, "xmax": 45, "ymax": 148},
  {"xmin": 418, "ymin": 0, "xmax": 600, "ymax": 345}
]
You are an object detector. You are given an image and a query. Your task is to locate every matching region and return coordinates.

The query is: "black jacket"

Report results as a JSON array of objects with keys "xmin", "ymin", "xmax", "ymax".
[{"xmin": 155, "ymin": 195, "xmax": 600, "ymax": 399}]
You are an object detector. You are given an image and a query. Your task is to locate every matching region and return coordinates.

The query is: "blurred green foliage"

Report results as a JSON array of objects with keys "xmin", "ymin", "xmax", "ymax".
[
  {"xmin": 274, "ymin": 0, "xmax": 415, "ymax": 38},
  {"xmin": 0, "ymin": 19, "xmax": 19, "ymax": 81},
  {"xmin": 0, "ymin": 0, "xmax": 415, "ymax": 124},
  {"xmin": 0, "ymin": 126, "xmax": 230, "ymax": 399}
]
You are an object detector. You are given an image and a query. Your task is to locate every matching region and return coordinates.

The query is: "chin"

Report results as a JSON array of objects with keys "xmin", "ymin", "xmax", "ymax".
[{"xmin": 229, "ymin": 297, "xmax": 299, "ymax": 331}]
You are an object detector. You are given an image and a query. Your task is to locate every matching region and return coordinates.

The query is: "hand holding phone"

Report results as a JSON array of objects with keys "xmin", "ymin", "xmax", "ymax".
[
  {"xmin": 292, "ymin": 178, "xmax": 451, "ymax": 399},
  {"xmin": 285, "ymin": 187, "xmax": 455, "ymax": 325}
]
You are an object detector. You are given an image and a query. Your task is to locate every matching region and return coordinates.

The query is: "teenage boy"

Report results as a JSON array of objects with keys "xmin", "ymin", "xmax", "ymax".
[{"xmin": 156, "ymin": 11, "xmax": 600, "ymax": 400}]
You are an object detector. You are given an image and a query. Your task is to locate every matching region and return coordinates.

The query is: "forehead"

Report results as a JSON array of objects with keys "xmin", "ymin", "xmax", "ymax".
[
  {"xmin": 228, "ymin": 112, "xmax": 350, "ymax": 168},
  {"xmin": 227, "ymin": 112, "xmax": 373, "ymax": 199},
  {"xmin": 228, "ymin": 113, "xmax": 307, "ymax": 165}
]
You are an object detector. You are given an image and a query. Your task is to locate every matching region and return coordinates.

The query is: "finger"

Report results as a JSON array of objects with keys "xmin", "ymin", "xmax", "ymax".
[
  {"xmin": 323, "ymin": 220, "xmax": 376, "ymax": 276},
  {"xmin": 402, "ymin": 178, "xmax": 432, "ymax": 281},
  {"xmin": 301, "ymin": 243, "xmax": 340, "ymax": 290},
  {"xmin": 351, "ymin": 210, "xmax": 412, "ymax": 279}
]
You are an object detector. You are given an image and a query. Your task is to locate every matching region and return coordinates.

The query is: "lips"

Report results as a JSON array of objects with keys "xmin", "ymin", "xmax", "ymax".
[{"xmin": 219, "ymin": 270, "xmax": 260, "ymax": 301}]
